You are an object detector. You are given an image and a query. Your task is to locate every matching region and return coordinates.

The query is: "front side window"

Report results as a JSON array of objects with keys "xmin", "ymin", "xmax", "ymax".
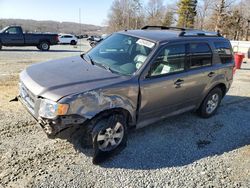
[
  {"xmin": 214, "ymin": 42, "xmax": 233, "ymax": 64},
  {"xmin": 85, "ymin": 33, "xmax": 155, "ymax": 75},
  {"xmin": 189, "ymin": 43, "xmax": 212, "ymax": 69},
  {"xmin": 149, "ymin": 44, "xmax": 186, "ymax": 77}
]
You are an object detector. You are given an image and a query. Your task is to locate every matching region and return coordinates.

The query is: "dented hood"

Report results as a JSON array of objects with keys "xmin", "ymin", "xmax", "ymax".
[{"xmin": 20, "ymin": 55, "xmax": 127, "ymax": 101}]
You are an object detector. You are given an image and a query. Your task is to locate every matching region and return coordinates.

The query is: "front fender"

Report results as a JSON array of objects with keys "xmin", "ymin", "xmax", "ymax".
[{"xmin": 60, "ymin": 90, "xmax": 137, "ymax": 124}]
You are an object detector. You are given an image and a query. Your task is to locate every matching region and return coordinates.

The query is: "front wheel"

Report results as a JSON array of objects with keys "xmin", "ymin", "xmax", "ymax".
[
  {"xmin": 198, "ymin": 87, "xmax": 223, "ymax": 118},
  {"xmin": 92, "ymin": 114, "xmax": 127, "ymax": 164}
]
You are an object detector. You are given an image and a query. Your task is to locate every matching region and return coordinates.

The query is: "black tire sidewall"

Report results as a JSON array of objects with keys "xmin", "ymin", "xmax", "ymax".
[
  {"xmin": 92, "ymin": 114, "xmax": 127, "ymax": 164},
  {"xmin": 0, "ymin": 43, "xmax": 2, "ymax": 50},
  {"xmin": 70, "ymin": 40, "xmax": 76, "ymax": 45},
  {"xmin": 200, "ymin": 87, "xmax": 223, "ymax": 118},
  {"xmin": 39, "ymin": 41, "xmax": 50, "ymax": 51}
]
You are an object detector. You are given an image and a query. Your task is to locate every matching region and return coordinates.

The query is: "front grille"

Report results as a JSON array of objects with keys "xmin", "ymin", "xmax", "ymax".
[{"xmin": 19, "ymin": 82, "xmax": 36, "ymax": 115}]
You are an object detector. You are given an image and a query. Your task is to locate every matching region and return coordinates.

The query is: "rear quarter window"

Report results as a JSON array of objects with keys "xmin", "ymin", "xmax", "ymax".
[
  {"xmin": 214, "ymin": 42, "xmax": 233, "ymax": 64},
  {"xmin": 189, "ymin": 43, "xmax": 212, "ymax": 69}
]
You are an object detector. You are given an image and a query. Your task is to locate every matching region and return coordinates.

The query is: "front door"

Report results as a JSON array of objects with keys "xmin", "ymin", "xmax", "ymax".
[
  {"xmin": 138, "ymin": 43, "xmax": 193, "ymax": 127},
  {"xmin": 2, "ymin": 27, "xmax": 24, "ymax": 45}
]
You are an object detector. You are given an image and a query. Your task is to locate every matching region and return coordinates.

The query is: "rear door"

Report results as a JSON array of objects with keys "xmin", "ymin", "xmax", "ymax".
[
  {"xmin": 2, "ymin": 27, "xmax": 24, "ymax": 45},
  {"xmin": 183, "ymin": 42, "xmax": 214, "ymax": 105}
]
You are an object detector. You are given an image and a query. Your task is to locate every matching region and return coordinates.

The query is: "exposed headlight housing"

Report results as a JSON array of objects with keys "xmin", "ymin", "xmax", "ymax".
[{"xmin": 39, "ymin": 99, "xmax": 69, "ymax": 119}]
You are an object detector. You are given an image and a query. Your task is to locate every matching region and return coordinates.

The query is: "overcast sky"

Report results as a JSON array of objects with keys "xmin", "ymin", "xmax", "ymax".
[{"xmin": 0, "ymin": 0, "xmax": 175, "ymax": 26}]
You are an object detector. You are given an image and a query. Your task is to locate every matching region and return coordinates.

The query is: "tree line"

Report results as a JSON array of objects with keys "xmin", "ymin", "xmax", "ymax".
[{"xmin": 106, "ymin": 0, "xmax": 250, "ymax": 41}]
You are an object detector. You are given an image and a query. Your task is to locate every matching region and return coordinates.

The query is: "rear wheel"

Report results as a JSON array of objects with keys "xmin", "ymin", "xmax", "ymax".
[
  {"xmin": 198, "ymin": 87, "xmax": 223, "ymax": 118},
  {"xmin": 0, "ymin": 43, "xmax": 2, "ymax": 50},
  {"xmin": 92, "ymin": 114, "xmax": 127, "ymax": 164},
  {"xmin": 39, "ymin": 41, "xmax": 50, "ymax": 51},
  {"xmin": 70, "ymin": 40, "xmax": 77, "ymax": 45}
]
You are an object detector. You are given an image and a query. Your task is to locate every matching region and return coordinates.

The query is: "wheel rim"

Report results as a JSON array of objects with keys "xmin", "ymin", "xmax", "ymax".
[
  {"xmin": 42, "ymin": 43, "xmax": 48, "ymax": 50},
  {"xmin": 206, "ymin": 93, "xmax": 219, "ymax": 114},
  {"xmin": 97, "ymin": 122, "xmax": 124, "ymax": 152}
]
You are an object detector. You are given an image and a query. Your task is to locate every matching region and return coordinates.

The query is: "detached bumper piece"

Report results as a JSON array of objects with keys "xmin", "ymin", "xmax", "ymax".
[{"xmin": 38, "ymin": 115, "xmax": 87, "ymax": 137}]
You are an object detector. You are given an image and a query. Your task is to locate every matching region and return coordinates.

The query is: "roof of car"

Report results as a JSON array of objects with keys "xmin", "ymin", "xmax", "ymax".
[{"xmin": 118, "ymin": 26, "xmax": 225, "ymax": 43}]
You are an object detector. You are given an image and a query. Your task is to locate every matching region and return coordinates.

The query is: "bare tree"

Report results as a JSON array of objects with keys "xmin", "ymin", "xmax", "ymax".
[
  {"xmin": 196, "ymin": 0, "xmax": 213, "ymax": 29},
  {"xmin": 145, "ymin": 0, "xmax": 165, "ymax": 25},
  {"xmin": 107, "ymin": 0, "xmax": 144, "ymax": 32}
]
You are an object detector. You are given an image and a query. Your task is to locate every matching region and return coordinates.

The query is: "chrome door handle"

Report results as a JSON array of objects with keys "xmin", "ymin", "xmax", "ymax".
[{"xmin": 174, "ymin": 79, "xmax": 184, "ymax": 88}]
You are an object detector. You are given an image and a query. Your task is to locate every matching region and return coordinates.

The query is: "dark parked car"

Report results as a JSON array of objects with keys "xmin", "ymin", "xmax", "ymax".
[
  {"xmin": 76, "ymin": 34, "xmax": 88, "ymax": 39},
  {"xmin": 0, "ymin": 26, "xmax": 59, "ymax": 51},
  {"xmin": 18, "ymin": 26, "xmax": 234, "ymax": 163},
  {"xmin": 87, "ymin": 35, "xmax": 102, "ymax": 42}
]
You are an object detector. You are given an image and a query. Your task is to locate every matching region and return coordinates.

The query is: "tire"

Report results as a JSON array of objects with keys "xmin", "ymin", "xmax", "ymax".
[
  {"xmin": 70, "ymin": 40, "xmax": 77, "ymax": 45},
  {"xmin": 92, "ymin": 114, "xmax": 127, "ymax": 164},
  {"xmin": 0, "ymin": 43, "xmax": 2, "ymax": 50},
  {"xmin": 90, "ymin": 42, "xmax": 96, "ymax": 48},
  {"xmin": 198, "ymin": 87, "xmax": 223, "ymax": 118},
  {"xmin": 36, "ymin": 45, "xmax": 41, "ymax": 50},
  {"xmin": 39, "ymin": 41, "xmax": 50, "ymax": 51}
]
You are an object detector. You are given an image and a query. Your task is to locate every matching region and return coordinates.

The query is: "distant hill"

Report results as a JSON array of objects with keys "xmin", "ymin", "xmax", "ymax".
[{"xmin": 0, "ymin": 19, "xmax": 104, "ymax": 35}]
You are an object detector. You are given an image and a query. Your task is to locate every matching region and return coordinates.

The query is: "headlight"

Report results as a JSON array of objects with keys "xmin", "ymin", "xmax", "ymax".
[{"xmin": 39, "ymin": 99, "xmax": 69, "ymax": 119}]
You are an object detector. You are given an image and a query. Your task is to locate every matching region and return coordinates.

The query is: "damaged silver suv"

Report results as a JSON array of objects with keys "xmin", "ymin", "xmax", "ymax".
[{"xmin": 18, "ymin": 26, "xmax": 234, "ymax": 163}]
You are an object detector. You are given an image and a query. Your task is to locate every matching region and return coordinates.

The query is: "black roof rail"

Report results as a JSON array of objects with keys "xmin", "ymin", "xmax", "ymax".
[
  {"xmin": 141, "ymin": 25, "xmax": 222, "ymax": 37},
  {"xmin": 179, "ymin": 30, "xmax": 222, "ymax": 37},
  {"xmin": 141, "ymin": 25, "xmax": 186, "ymax": 31}
]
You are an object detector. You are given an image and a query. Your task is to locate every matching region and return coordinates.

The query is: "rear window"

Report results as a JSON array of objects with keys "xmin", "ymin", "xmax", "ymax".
[
  {"xmin": 189, "ymin": 43, "xmax": 212, "ymax": 69},
  {"xmin": 214, "ymin": 42, "xmax": 233, "ymax": 64}
]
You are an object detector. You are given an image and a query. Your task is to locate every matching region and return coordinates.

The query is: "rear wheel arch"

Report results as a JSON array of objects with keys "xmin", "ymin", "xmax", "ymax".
[
  {"xmin": 215, "ymin": 83, "xmax": 227, "ymax": 97},
  {"xmin": 202, "ymin": 83, "xmax": 227, "ymax": 102},
  {"xmin": 198, "ymin": 83, "xmax": 226, "ymax": 110},
  {"xmin": 39, "ymin": 39, "xmax": 50, "ymax": 44}
]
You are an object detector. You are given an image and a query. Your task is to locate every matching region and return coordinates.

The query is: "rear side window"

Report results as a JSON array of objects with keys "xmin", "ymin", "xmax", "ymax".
[
  {"xmin": 189, "ymin": 43, "xmax": 212, "ymax": 69},
  {"xmin": 214, "ymin": 42, "xmax": 233, "ymax": 64}
]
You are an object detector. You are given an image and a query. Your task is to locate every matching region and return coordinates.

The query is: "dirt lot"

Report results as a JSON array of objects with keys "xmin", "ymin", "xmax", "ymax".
[{"xmin": 0, "ymin": 41, "xmax": 249, "ymax": 187}]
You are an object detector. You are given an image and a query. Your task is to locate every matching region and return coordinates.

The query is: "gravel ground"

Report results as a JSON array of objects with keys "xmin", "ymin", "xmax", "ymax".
[{"xmin": 0, "ymin": 43, "xmax": 249, "ymax": 187}]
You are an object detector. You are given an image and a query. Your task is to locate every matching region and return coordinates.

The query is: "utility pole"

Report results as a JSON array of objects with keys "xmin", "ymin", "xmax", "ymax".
[{"xmin": 79, "ymin": 8, "xmax": 82, "ymax": 52}]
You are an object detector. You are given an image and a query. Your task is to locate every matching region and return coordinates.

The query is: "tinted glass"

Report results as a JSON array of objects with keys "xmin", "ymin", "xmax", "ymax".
[
  {"xmin": 150, "ymin": 44, "xmax": 186, "ymax": 76},
  {"xmin": 190, "ymin": 43, "xmax": 212, "ymax": 69},
  {"xmin": 214, "ymin": 42, "xmax": 233, "ymax": 64},
  {"xmin": 6, "ymin": 27, "xmax": 19, "ymax": 34}
]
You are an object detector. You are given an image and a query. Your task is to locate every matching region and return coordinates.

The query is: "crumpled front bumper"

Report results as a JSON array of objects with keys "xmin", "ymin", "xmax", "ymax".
[
  {"xmin": 18, "ymin": 95, "xmax": 87, "ymax": 137},
  {"xmin": 38, "ymin": 115, "xmax": 87, "ymax": 137}
]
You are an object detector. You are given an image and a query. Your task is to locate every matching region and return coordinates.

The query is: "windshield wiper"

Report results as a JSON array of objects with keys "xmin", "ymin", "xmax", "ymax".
[
  {"xmin": 85, "ymin": 54, "xmax": 122, "ymax": 75},
  {"xmin": 87, "ymin": 54, "xmax": 114, "ymax": 72}
]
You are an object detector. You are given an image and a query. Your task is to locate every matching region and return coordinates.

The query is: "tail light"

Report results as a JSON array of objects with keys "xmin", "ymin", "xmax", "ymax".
[{"xmin": 55, "ymin": 35, "xmax": 59, "ymax": 42}]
